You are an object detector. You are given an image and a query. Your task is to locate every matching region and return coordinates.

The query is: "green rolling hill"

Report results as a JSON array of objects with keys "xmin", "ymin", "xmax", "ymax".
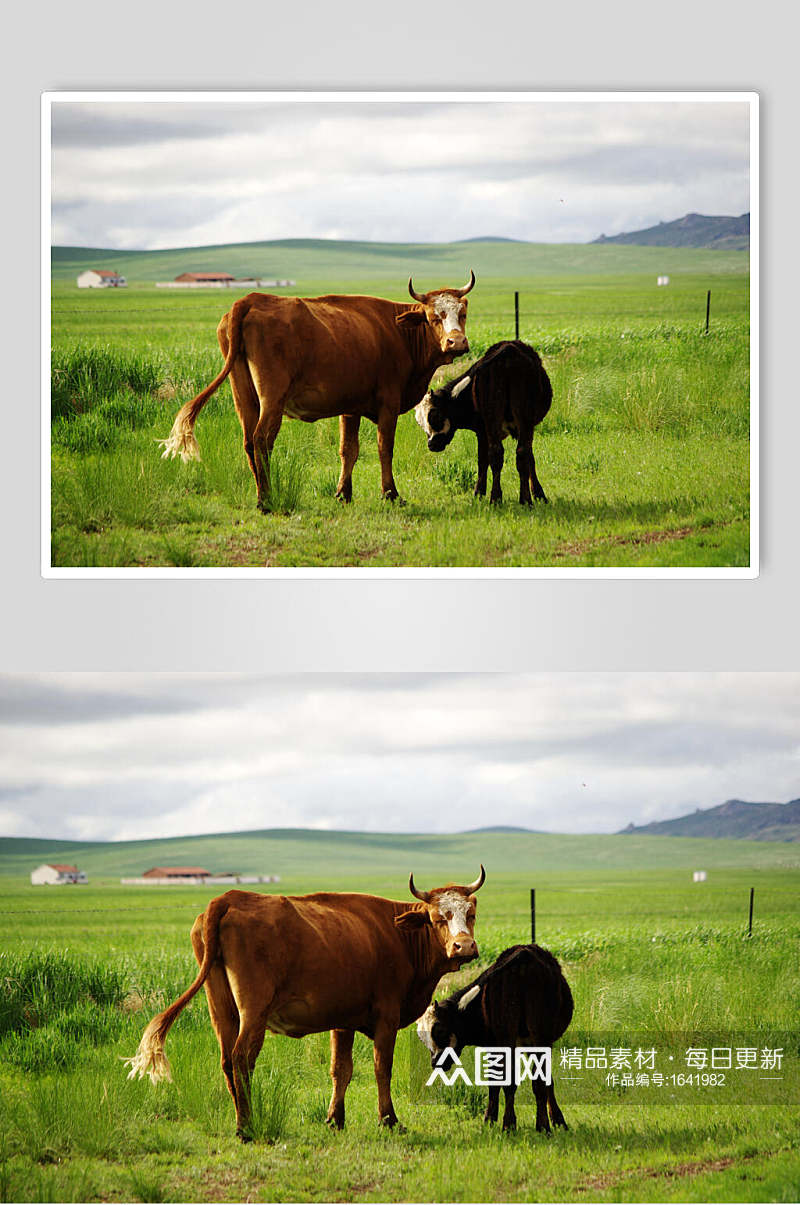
[
  {"xmin": 1, "ymin": 826, "xmax": 796, "ymax": 886},
  {"xmin": 51, "ymin": 236, "xmax": 749, "ymax": 287}
]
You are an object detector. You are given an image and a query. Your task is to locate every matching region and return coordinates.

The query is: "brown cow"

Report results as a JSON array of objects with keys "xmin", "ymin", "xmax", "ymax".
[
  {"xmin": 124, "ymin": 868, "xmax": 485, "ymax": 1138},
  {"xmin": 158, "ymin": 274, "xmax": 475, "ymax": 508}
]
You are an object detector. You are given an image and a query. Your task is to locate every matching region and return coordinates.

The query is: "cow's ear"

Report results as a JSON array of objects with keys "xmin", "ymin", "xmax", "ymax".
[
  {"xmin": 395, "ymin": 909, "xmax": 430, "ymax": 930},
  {"xmin": 395, "ymin": 309, "xmax": 427, "ymax": 327}
]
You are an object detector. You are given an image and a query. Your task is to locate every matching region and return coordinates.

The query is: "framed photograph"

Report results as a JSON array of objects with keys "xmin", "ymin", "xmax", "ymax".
[
  {"xmin": 1, "ymin": 671, "xmax": 796, "ymax": 1203},
  {"xmin": 43, "ymin": 92, "xmax": 757, "ymax": 577}
]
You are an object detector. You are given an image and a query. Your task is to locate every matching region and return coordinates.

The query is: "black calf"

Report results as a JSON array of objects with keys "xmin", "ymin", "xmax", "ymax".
[
  {"xmin": 415, "ymin": 340, "xmax": 553, "ymax": 505},
  {"xmin": 417, "ymin": 943, "xmax": 573, "ymax": 1132}
]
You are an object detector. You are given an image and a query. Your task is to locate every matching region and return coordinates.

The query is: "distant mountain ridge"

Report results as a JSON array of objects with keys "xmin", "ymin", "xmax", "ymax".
[
  {"xmin": 592, "ymin": 212, "xmax": 749, "ymax": 250},
  {"xmin": 463, "ymin": 825, "xmax": 534, "ymax": 833},
  {"xmin": 620, "ymin": 798, "xmax": 800, "ymax": 841}
]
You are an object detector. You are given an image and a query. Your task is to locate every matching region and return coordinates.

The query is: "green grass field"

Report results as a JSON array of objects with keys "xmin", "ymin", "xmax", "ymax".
[
  {"xmin": 1, "ymin": 829, "xmax": 796, "ymax": 1202},
  {"xmin": 49, "ymin": 240, "xmax": 751, "ymax": 569}
]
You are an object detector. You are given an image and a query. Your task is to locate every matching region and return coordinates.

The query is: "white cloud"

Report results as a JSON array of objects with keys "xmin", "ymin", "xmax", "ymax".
[
  {"xmin": 50, "ymin": 99, "xmax": 751, "ymax": 248},
  {"xmin": 0, "ymin": 674, "xmax": 796, "ymax": 842}
]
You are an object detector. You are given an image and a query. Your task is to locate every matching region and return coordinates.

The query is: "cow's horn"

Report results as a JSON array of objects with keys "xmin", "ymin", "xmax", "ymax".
[
  {"xmin": 409, "ymin": 873, "xmax": 431, "ymax": 903},
  {"xmin": 454, "ymin": 269, "xmax": 476, "ymax": 297},
  {"xmin": 464, "ymin": 864, "xmax": 486, "ymax": 894},
  {"xmin": 408, "ymin": 277, "xmax": 425, "ymax": 303}
]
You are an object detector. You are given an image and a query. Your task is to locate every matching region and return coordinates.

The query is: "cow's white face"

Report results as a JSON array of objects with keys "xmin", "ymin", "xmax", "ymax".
[
  {"xmin": 415, "ymin": 392, "xmax": 455, "ymax": 452},
  {"xmin": 433, "ymin": 890, "xmax": 475, "ymax": 940},
  {"xmin": 423, "ymin": 291, "xmax": 470, "ymax": 359},
  {"xmin": 396, "ymin": 866, "xmax": 484, "ymax": 964},
  {"xmin": 416, "ymin": 1004, "xmax": 455, "ymax": 1059},
  {"xmin": 416, "ymin": 984, "xmax": 480, "ymax": 1063},
  {"xmin": 396, "ymin": 273, "xmax": 474, "ymax": 361},
  {"xmin": 427, "ymin": 889, "xmax": 479, "ymax": 963}
]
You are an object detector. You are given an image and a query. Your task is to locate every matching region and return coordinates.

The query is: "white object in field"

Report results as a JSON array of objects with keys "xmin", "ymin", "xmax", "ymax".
[
  {"xmin": 30, "ymin": 863, "xmax": 88, "ymax": 885},
  {"xmin": 77, "ymin": 269, "xmax": 126, "ymax": 288},
  {"xmin": 692, "ymin": 870, "xmax": 707, "ymax": 882},
  {"xmin": 657, "ymin": 275, "xmax": 670, "ymax": 286}
]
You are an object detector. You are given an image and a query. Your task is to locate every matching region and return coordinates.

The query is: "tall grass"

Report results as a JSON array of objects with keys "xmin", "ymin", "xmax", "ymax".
[
  {"xmin": 0, "ymin": 950, "xmax": 125, "ymax": 1037},
  {"xmin": 0, "ymin": 914, "xmax": 795, "ymax": 1201},
  {"xmin": 258, "ymin": 445, "xmax": 305, "ymax": 514},
  {"xmin": 51, "ymin": 346, "xmax": 163, "ymax": 421},
  {"xmin": 53, "ymin": 437, "xmax": 207, "ymax": 535},
  {"xmin": 48, "ymin": 298, "xmax": 751, "ymax": 567},
  {"xmin": 243, "ymin": 1067, "xmax": 293, "ymax": 1143}
]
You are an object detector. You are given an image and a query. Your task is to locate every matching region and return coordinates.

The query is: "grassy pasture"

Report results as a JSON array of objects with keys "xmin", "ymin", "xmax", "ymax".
[
  {"xmin": 0, "ymin": 830, "xmax": 797, "ymax": 1201},
  {"xmin": 49, "ymin": 240, "xmax": 751, "ymax": 568}
]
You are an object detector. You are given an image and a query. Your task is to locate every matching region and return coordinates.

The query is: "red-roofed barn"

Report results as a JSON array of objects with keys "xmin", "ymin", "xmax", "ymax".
[{"xmin": 174, "ymin": 272, "xmax": 235, "ymax": 283}]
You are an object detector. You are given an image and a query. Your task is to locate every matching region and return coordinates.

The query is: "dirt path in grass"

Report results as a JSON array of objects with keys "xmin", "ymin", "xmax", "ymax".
[
  {"xmin": 553, "ymin": 522, "xmax": 714, "ymax": 560},
  {"xmin": 573, "ymin": 1149, "xmax": 758, "ymax": 1194}
]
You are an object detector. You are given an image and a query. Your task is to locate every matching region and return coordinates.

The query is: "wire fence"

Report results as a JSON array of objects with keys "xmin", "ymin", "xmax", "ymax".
[
  {"xmin": 0, "ymin": 902, "xmax": 221, "ymax": 917},
  {"xmin": 53, "ymin": 307, "xmax": 529, "ymax": 320}
]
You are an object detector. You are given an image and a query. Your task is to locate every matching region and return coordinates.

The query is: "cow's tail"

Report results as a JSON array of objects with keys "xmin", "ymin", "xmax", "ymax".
[
  {"xmin": 157, "ymin": 296, "xmax": 252, "ymax": 462},
  {"xmin": 123, "ymin": 894, "xmax": 232, "ymax": 1084}
]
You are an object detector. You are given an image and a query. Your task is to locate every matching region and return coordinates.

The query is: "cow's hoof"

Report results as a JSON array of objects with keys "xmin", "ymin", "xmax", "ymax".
[
  {"xmin": 379, "ymin": 1114, "xmax": 403, "ymax": 1130},
  {"xmin": 325, "ymin": 1114, "xmax": 345, "ymax": 1130},
  {"xmin": 335, "ymin": 487, "xmax": 352, "ymax": 504},
  {"xmin": 382, "ymin": 495, "xmax": 405, "ymax": 506},
  {"xmin": 236, "ymin": 1128, "xmax": 253, "ymax": 1144}
]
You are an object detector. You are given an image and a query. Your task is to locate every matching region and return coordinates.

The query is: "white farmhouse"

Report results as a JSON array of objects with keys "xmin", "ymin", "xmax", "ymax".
[
  {"xmin": 77, "ymin": 269, "xmax": 127, "ymax": 289},
  {"xmin": 31, "ymin": 863, "xmax": 88, "ymax": 885}
]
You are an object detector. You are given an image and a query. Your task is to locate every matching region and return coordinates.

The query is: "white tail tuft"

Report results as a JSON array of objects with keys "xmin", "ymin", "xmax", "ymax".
[
  {"xmin": 157, "ymin": 413, "xmax": 201, "ymax": 463},
  {"xmin": 122, "ymin": 1049, "xmax": 172, "ymax": 1085},
  {"xmin": 122, "ymin": 1034, "xmax": 173, "ymax": 1085}
]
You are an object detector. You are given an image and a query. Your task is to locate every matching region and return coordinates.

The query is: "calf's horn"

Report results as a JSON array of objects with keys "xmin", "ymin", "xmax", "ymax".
[
  {"xmin": 454, "ymin": 269, "xmax": 476, "ymax": 297},
  {"xmin": 408, "ymin": 873, "xmax": 431, "ymax": 903},
  {"xmin": 464, "ymin": 864, "xmax": 486, "ymax": 894},
  {"xmin": 458, "ymin": 984, "xmax": 481, "ymax": 1010},
  {"xmin": 408, "ymin": 277, "xmax": 425, "ymax": 303}
]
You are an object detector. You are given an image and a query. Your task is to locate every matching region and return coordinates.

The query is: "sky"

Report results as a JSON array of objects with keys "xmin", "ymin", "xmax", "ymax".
[
  {"xmin": 0, "ymin": 673, "xmax": 796, "ymax": 843},
  {"xmin": 50, "ymin": 97, "xmax": 752, "ymax": 250}
]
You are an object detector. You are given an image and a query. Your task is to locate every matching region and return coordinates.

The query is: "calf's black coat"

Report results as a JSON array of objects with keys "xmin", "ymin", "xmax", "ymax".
[
  {"xmin": 423, "ymin": 943, "xmax": 573, "ymax": 1132},
  {"xmin": 418, "ymin": 339, "xmax": 552, "ymax": 504}
]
